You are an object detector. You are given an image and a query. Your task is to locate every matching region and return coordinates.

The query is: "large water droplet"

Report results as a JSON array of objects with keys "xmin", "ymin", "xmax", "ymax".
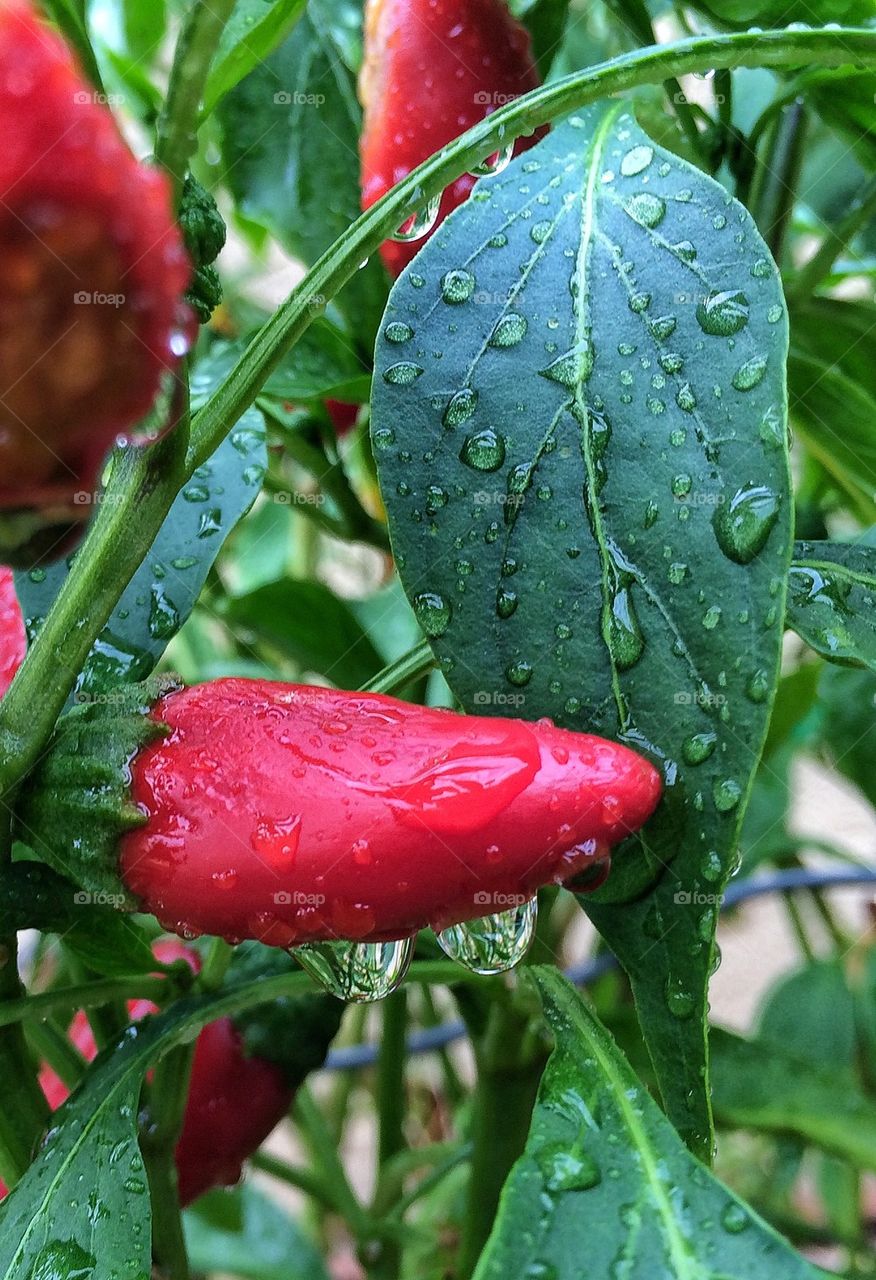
[
  {"xmin": 696, "ymin": 290, "xmax": 749, "ymax": 336},
  {"xmin": 620, "ymin": 145, "xmax": 653, "ymax": 176},
  {"xmin": 713, "ymin": 778, "xmax": 742, "ymax": 812},
  {"xmin": 539, "ymin": 1141, "xmax": 602, "ymax": 1192},
  {"xmin": 490, "ymin": 313, "xmax": 528, "ymax": 348},
  {"xmin": 665, "ymin": 976, "xmax": 695, "ymax": 1019},
  {"xmin": 444, "ymin": 387, "xmax": 478, "ymax": 428},
  {"xmin": 384, "ymin": 321, "xmax": 414, "ymax": 344},
  {"xmin": 712, "ymin": 484, "xmax": 780, "ymax": 564},
  {"xmin": 682, "ymin": 732, "xmax": 717, "ymax": 765},
  {"xmin": 459, "ymin": 428, "xmax": 505, "ymax": 472},
  {"xmin": 731, "ymin": 355, "xmax": 767, "ymax": 391},
  {"xmin": 441, "ymin": 269, "xmax": 476, "ymax": 304},
  {"xmin": 392, "ymin": 195, "xmax": 441, "ymax": 242},
  {"xmin": 383, "ymin": 362, "xmax": 423, "ymax": 386},
  {"xmin": 721, "ymin": 1203, "xmax": 750, "ymax": 1234},
  {"xmin": 295, "ymin": 937, "xmax": 414, "ymax": 1002},
  {"xmin": 437, "ymin": 898, "xmax": 537, "ymax": 974},
  {"xmin": 469, "ymin": 142, "xmax": 514, "ymax": 177},
  {"xmin": 413, "ymin": 591, "xmax": 452, "ymax": 636},
  {"xmin": 623, "ymin": 193, "xmax": 666, "ymax": 228},
  {"xmin": 604, "ymin": 586, "xmax": 644, "ymax": 670},
  {"xmin": 540, "ymin": 343, "xmax": 593, "ymax": 387}
]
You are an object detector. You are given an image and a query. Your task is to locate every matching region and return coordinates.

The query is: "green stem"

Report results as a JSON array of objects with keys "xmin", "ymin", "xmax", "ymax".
[
  {"xmin": 360, "ymin": 643, "xmax": 436, "ymax": 695},
  {"xmin": 153, "ymin": 0, "xmax": 237, "ymax": 195},
  {"xmin": 294, "ymin": 1086, "xmax": 373, "ymax": 1240},
  {"xmin": 25, "ymin": 1018, "xmax": 88, "ymax": 1091},
  {"xmin": 370, "ymin": 991, "xmax": 408, "ymax": 1278},
  {"xmin": 785, "ymin": 894, "xmax": 816, "ymax": 964},
  {"xmin": 0, "ymin": 976, "xmax": 169, "ymax": 1029},
  {"xmin": 198, "ymin": 938, "xmax": 232, "ymax": 991},
  {"xmin": 386, "ymin": 1144, "xmax": 472, "ymax": 1221},
  {"xmin": 0, "ymin": 939, "xmax": 49, "ymax": 1185},
  {"xmin": 250, "ymin": 1151, "xmax": 343, "ymax": 1213},
  {"xmin": 458, "ymin": 997, "xmax": 548, "ymax": 1277},
  {"xmin": 792, "ymin": 175, "xmax": 876, "ymax": 296},
  {"xmin": 142, "ymin": 1045, "xmax": 196, "ymax": 1280},
  {"xmin": 748, "ymin": 99, "xmax": 808, "ymax": 264}
]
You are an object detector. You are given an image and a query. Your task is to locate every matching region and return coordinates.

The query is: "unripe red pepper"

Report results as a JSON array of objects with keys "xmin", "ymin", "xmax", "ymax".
[
  {"xmin": 17, "ymin": 679, "xmax": 661, "ymax": 948},
  {"xmin": 359, "ymin": 0, "xmax": 542, "ymax": 276},
  {"xmin": 9, "ymin": 941, "xmax": 341, "ymax": 1205},
  {"xmin": 0, "ymin": 568, "xmax": 26, "ymax": 697},
  {"xmin": 0, "ymin": 2, "xmax": 191, "ymax": 565}
]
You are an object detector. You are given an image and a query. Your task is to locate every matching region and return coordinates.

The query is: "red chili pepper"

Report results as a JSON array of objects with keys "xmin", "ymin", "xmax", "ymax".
[
  {"xmin": 19, "ymin": 679, "xmax": 661, "ymax": 948},
  {"xmin": 19, "ymin": 941, "xmax": 306, "ymax": 1206},
  {"xmin": 0, "ymin": 2, "xmax": 191, "ymax": 562},
  {"xmin": 326, "ymin": 399, "xmax": 360, "ymax": 435},
  {"xmin": 359, "ymin": 0, "xmax": 542, "ymax": 276},
  {"xmin": 0, "ymin": 568, "xmax": 25, "ymax": 697}
]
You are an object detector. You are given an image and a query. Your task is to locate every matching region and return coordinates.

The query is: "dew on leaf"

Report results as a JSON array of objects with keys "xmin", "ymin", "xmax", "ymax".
[
  {"xmin": 413, "ymin": 592, "xmax": 452, "ymax": 637},
  {"xmin": 440, "ymin": 269, "xmax": 476, "ymax": 304},
  {"xmin": 712, "ymin": 484, "xmax": 780, "ymax": 564},
  {"xmin": 696, "ymin": 290, "xmax": 749, "ymax": 336},
  {"xmin": 731, "ymin": 355, "xmax": 767, "ymax": 391},
  {"xmin": 383, "ymin": 361, "xmax": 423, "ymax": 385},
  {"xmin": 620, "ymin": 144, "xmax": 653, "ymax": 176},
  {"xmin": 444, "ymin": 387, "xmax": 478, "ymax": 427},
  {"xmin": 384, "ymin": 321, "xmax": 414, "ymax": 343},
  {"xmin": 624, "ymin": 193, "xmax": 666, "ymax": 228},
  {"xmin": 682, "ymin": 732, "xmax": 717, "ymax": 765},
  {"xmin": 713, "ymin": 778, "xmax": 742, "ymax": 812},
  {"xmin": 490, "ymin": 313, "xmax": 528, "ymax": 348}
]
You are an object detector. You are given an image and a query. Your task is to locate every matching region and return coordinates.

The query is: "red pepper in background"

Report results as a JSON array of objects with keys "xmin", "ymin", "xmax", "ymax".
[
  {"xmin": 0, "ymin": 568, "xmax": 25, "ymax": 697},
  {"xmin": 18, "ymin": 679, "xmax": 661, "ymax": 949},
  {"xmin": 359, "ymin": 0, "xmax": 542, "ymax": 276},
  {"xmin": 0, "ymin": 1, "xmax": 191, "ymax": 565},
  {"xmin": 326, "ymin": 399, "xmax": 360, "ymax": 435},
  {"xmin": 6, "ymin": 940, "xmax": 339, "ymax": 1206}
]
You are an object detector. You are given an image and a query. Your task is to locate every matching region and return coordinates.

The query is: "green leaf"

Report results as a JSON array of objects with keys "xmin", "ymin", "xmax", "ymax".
[
  {"xmin": 787, "ymin": 537, "xmax": 876, "ymax": 669},
  {"xmin": 710, "ymin": 1027, "xmax": 876, "ymax": 1170},
  {"xmin": 371, "ymin": 105, "xmax": 792, "ymax": 1154},
  {"xmin": 193, "ymin": 326, "xmax": 370, "ymax": 406},
  {"xmin": 758, "ymin": 959, "xmax": 858, "ymax": 1071},
  {"xmin": 202, "ymin": 0, "xmax": 305, "ymax": 117},
  {"xmin": 15, "ymin": 410, "xmax": 266, "ymax": 698},
  {"xmin": 474, "ymin": 969, "xmax": 823, "ymax": 1280},
  {"xmin": 184, "ymin": 1184, "xmax": 330, "ymax": 1280},
  {"xmin": 120, "ymin": 0, "xmax": 166, "ymax": 67},
  {"xmin": 217, "ymin": 0, "xmax": 388, "ymax": 343},
  {"xmin": 221, "ymin": 579, "xmax": 383, "ymax": 688},
  {"xmin": 510, "ymin": 0, "xmax": 571, "ymax": 78},
  {"xmin": 814, "ymin": 664, "xmax": 876, "ymax": 809}
]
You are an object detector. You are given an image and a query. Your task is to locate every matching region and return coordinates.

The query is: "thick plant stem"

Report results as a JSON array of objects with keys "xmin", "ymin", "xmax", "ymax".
[
  {"xmin": 0, "ymin": 426, "xmax": 189, "ymax": 798},
  {"xmin": 154, "ymin": 0, "xmax": 237, "ymax": 196},
  {"xmin": 142, "ymin": 1045, "xmax": 196, "ymax": 1280},
  {"xmin": 458, "ymin": 998, "xmax": 548, "ymax": 1277}
]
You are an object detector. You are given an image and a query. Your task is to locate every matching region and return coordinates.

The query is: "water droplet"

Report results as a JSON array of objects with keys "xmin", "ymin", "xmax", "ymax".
[
  {"xmin": 496, "ymin": 588, "xmax": 518, "ymax": 618},
  {"xmin": 506, "ymin": 660, "xmax": 533, "ymax": 686},
  {"xmin": 721, "ymin": 1203, "xmax": 749, "ymax": 1233},
  {"xmin": 392, "ymin": 195, "xmax": 441, "ymax": 242},
  {"xmin": 373, "ymin": 426, "xmax": 396, "ymax": 449},
  {"xmin": 650, "ymin": 315, "xmax": 676, "ymax": 340},
  {"xmin": 671, "ymin": 473, "xmax": 692, "ymax": 497},
  {"xmin": 384, "ymin": 321, "xmax": 414, "ymax": 343},
  {"xmin": 425, "ymin": 485, "xmax": 449, "ymax": 513},
  {"xmin": 623, "ymin": 193, "xmax": 666, "ymax": 228},
  {"xmin": 731, "ymin": 355, "xmax": 767, "ymax": 391},
  {"xmin": 696, "ymin": 290, "xmax": 749, "ymax": 336},
  {"xmin": 383, "ymin": 361, "xmax": 423, "ymax": 386},
  {"xmin": 460, "ymin": 428, "xmax": 505, "ymax": 472},
  {"xmin": 668, "ymin": 561, "xmax": 688, "ymax": 585},
  {"xmin": 539, "ymin": 1141, "xmax": 602, "ymax": 1192},
  {"xmin": 540, "ymin": 343, "xmax": 593, "ymax": 387},
  {"xmin": 437, "ymin": 898, "xmax": 537, "ymax": 975},
  {"xmin": 682, "ymin": 732, "xmax": 717, "ymax": 765},
  {"xmin": 444, "ymin": 387, "xmax": 478, "ymax": 427},
  {"xmin": 441, "ymin": 269, "xmax": 476, "ymax": 304},
  {"xmin": 490, "ymin": 313, "xmax": 528, "ymax": 348},
  {"xmin": 665, "ymin": 976, "xmax": 695, "ymax": 1018},
  {"xmin": 702, "ymin": 604, "xmax": 721, "ymax": 630},
  {"xmin": 712, "ymin": 484, "xmax": 780, "ymax": 564},
  {"xmin": 629, "ymin": 292, "xmax": 651, "ymax": 313},
  {"xmin": 673, "ymin": 240, "xmax": 697, "ymax": 262},
  {"xmin": 295, "ymin": 937, "xmax": 414, "ymax": 1002},
  {"xmin": 413, "ymin": 591, "xmax": 452, "ymax": 637},
  {"xmin": 746, "ymin": 668, "xmax": 769, "ymax": 703},
  {"xmin": 659, "ymin": 352, "xmax": 684, "ymax": 374},
  {"xmin": 766, "ymin": 303, "xmax": 783, "ymax": 324},
  {"xmin": 750, "ymin": 258, "xmax": 771, "ymax": 278},
  {"xmin": 603, "ymin": 586, "xmax": 644, "ymax": 671},
  {"xmin": 530, "ymin": 220, "xmax": 552, "ymax": 244},
  {"xmin": 469, "ymin": 142, "xmax": 514, "ymax": 177},
  {"xmin": 713, "ymin": 778, "xmax": 742, "ymax": 812},
  {"xmin": 676, "ymin": 383, "xmax": 697, "ymax": 412},
  {"xmin": 620, "ymin": 145, "xmax": 653, "ymax": 176}
]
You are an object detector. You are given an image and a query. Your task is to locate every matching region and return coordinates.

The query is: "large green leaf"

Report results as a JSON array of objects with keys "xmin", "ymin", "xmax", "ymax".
[
  {"xmin": 202, "ymin": 0, "xmax": 305, "ymax": 117},
  {"xmin": 710, "ymin": 1027, "xmax": 876, "ymax": 1170},
  {"xmin": 371, "ymin": 105, "xmax": 792, "ymax": 1153},
  {"xmin": 184, "ymin": 1185, "xmax": 330, "ymax": 1280},
  {"xmin": 787, "ymin": 537, "xmax": 876, "ymax": 669},
  {"xmin": 218, "ymin": 0, "xmax": 387, "ymax": 344},
  {"xmin": 813, "ymin": 664, "xmax": 876, "ymax": 809},
  {"xmin": 474, "ymin": 970, "xmax": 823, "ymax": 1280},
  {"xmin": 15, "ymin": 410, "xmax": 266, "ymax": 699},
  {"xmin": 192, "ymin": 325, "xmax": 370, "ymax": 408}
]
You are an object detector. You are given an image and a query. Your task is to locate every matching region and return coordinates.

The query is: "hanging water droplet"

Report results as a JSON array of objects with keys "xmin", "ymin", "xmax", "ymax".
[
  {"xmin": 696, "ymin": 290, "xmax": 750, "ymax": 336},
  {"xmin": 469, "ymin": 142, "xmax": 515, "ymax": 177},
  {"xmin": 490, "ymin": 313, "xmax": 528, "ymax": 348},
  {"xmin": 383, "ymin": 361, "xmax": 424, "ymax": 386},
  {"xmin": 295, "ymin": 937, "xmax": 414, "ymax": 1002},
  {"xmin": 441, "ymin": 269, "xmax": 476, "ymax": 304},
  {"xmin": 682, "ymin": 732, "xmax": 717, "ymax": 765},
  {"xmin": 731, "ymin": 355, "xmax": 767, "ymax": 391},
  {"xmin": 459, "ymin": 427, "xmax": 505, "ymax": 471},
  {"xmin": 712, "ymin": 483, "xmax": 780, "ymax": 564},
  {"xmin": 619, "ymin": 144, "xmax": 653, "ymax": 176},
  {"xmin": 623, "ymin": 193, "xmax": 666, "ymax": 228},
  {"xmin": 384, "ymin": 320, "xmax": 414, "ymax": 344},
  {"xmin": 437, "ymin": 898, "xmax": 537, "ymax": 975},
  {"xmin": 413, "ymin": 591, "xmax": 452, "ymax": 636},
  {"xmin": 392, "ymin": 195, "xmax": 441, "ymax": 242}
]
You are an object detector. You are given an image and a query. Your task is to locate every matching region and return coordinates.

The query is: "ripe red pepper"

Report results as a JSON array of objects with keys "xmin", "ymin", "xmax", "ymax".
[
  {"xmin": 0, "ymin": 2, "xmax": 191, "ymax": 563},
  {"xmin": 10, "ymin": 941, "xmax": 337, "ymax": 1206},
  {"xmin": 359, "ymin": 0, "xmax": 542, "ymax": 276},
  {"xmin": 19, "ymin": 679, "xmax": 661, "ymax": 948},
  {"xmin": 0, "ymin": 568, "xmax": 25, "ymax": 697},
  {"xmin": 326, "ymin": 399, "xmax": 360, "ymax": 435}
]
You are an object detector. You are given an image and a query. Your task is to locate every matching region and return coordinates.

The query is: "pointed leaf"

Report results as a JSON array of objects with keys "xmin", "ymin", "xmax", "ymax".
[
  {"xmin": 474, "ymin": 969, "xmax": 823, "ymax": 1280},
  {"xmin": 371, "ymin": 105, "xmax": 791, "ymax": 1153},
  {"xmin": 788, "ymin": 537, "xmax": 876, "ymax": 669}
]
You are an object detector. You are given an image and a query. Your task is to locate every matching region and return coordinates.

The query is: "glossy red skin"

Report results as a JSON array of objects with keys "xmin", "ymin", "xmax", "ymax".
[
  {"xmin": 0, "ymin": 568, "xmax": 26, "ymax": 696},
  {"xmin": 359, "ymin": 0, "xmax": 542, "ymax": 276},
  {"xmin": 0, "ymin": 2, "xmax": 191, "ymax": 508},
  {"xmin": 33, "ymin": 941, "xmax": 292, "ymax": 1206},
  {"xmin": 121, "ymin": 680, "xmax": 661, "ymax": 947}
]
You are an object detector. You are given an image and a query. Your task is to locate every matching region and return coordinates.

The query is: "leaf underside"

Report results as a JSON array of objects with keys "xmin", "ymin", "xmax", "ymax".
[{"xmin": 371, "ymin": 104, "xmax": 792, "ymax": 1154}]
